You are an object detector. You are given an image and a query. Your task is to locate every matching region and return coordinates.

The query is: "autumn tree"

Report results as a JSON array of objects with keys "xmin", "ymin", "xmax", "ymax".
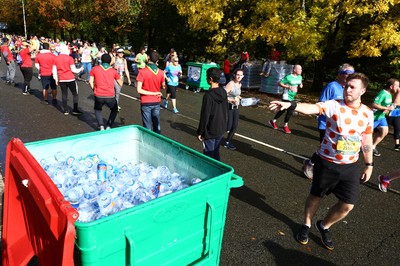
[{"xmin": 169, "ymin": 0, "xmax": 400, "ymax": 90}]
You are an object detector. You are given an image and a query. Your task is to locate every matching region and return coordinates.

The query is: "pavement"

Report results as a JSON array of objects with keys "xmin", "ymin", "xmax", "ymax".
[{"xmin": 0, "ymin": 61, "xmax": 400, "ymax": 265}]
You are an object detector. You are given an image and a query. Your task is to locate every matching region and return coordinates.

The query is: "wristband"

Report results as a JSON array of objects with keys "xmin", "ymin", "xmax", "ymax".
[
  {"xmin": 365, "ymin": 162, "xmax": 374, "ymax": 167},
  {"xmin": 289, "ymin": 101, "xmax": 297, "ymax": 110}
]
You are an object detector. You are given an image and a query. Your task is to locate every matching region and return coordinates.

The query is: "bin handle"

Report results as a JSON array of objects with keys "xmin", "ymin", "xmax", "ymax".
[
  {"xmin": 125, "ymin": 228, "xmax": 136, "ymax": 264},
  {"xmin": 229, "ymin": 174, "xmax": 244, "ymax": 189},
  {"xmin": 203, "ymin": 201, "xmax": 214, "ymax": 258}
]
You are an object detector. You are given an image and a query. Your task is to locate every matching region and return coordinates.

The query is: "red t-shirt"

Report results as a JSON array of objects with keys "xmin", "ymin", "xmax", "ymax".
[
  {"xmin": 54, "ymin": 54, "xmax": 76, "ymax": 81},
  {"xmin": 1, "ymin": 45, "xmax": 13, "ymax": 62},
  {"xmin": 35, "ymin": 51, "xmax": 56, "ymax": 76},
  {"xmin": 136, "ymin": 65, "xmax": 165, "ymax": 104},
  {"xmin": 20, "ymin": 47, "xmax": 32, "ymax": 67},
  {"xmin": 223, "ymin": 59, "xmax": 231, "ymax": 74},
  {"xmin": 90, "ymin": 66, "xmax": 120, "ymax": 97}
]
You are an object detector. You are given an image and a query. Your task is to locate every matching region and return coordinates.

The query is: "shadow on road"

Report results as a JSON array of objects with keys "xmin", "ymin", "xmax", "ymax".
[{"xmin": 263, "ymin": 241, "xmax": 337, "ymax": 266}]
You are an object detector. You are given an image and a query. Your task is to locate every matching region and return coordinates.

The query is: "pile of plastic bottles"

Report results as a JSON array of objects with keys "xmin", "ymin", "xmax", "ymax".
[{"xmin": 39, "ymin": 152, "xmax": 202, "ymax": 223}]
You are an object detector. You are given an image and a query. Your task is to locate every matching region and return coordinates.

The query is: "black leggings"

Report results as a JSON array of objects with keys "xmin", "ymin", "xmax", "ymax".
[
  {"xmin": 388, "ymin": 116, "xmax": 400, "ymax": 140},
  {"xmin": 274, "ymin": 99, "xmax": 294, "ymax": 123},
  {"xmin": 20, "ymin": 66, "xmax": 33, "ymax": 89},
  {"xmin": 60, "ymin": 81, "xmax": 79, "ymax": 111},
  {"xmin": 226, "ymin": 108, "xmax": 239, "ymax": 142}
]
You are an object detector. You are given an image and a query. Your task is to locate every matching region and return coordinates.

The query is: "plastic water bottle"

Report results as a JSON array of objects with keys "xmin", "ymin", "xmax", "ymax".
[
  {"xmin": 97, "ymin": 161, "xmax": 107, "ymax": 182},
  {"xmin": 64, "ymin": 186, "xmax": 84, "ymax": 208},
  {"xmin": 54, "ymin": 151, "xmax": 68, "ymax": 165},
  {"xmin": 97, "ymin": 194, "xmax": 116, "ymax": 216},
  {"xmin": 77, "ymin": 202, "xmax": 96, "ymax": 222},
  {"xmin": 241, "ymin": 97, "xmax": 260, "ymax": 107}
]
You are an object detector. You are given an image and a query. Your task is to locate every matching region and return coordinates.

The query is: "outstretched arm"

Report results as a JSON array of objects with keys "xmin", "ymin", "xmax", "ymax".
[{"xmin": 269, "ymin": 101, "xmax": 321, "ymax": 115}]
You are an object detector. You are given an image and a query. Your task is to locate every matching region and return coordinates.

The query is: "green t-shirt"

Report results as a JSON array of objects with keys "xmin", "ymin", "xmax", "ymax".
[
  {"xmin": 280, "ymin": 74, "xmax": 302, "ymax": 101},
  {"xmin": 373, "ymin": 89, "xmax": 392, "ymax": 120},
  {"xmin": 136, "ymin": 53, "xmax": 147, "ymax": 69}
]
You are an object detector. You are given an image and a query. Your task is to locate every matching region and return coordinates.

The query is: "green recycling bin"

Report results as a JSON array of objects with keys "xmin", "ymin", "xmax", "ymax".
[{"xmin": 186, "ymin": 62, "xmax": 220, "ymax": 92}]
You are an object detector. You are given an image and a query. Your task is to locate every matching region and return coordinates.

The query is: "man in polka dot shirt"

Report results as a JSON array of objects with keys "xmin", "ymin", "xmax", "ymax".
[{"xmin": 270, "ymin": 72, "xmax": 374, "ymax": 251}]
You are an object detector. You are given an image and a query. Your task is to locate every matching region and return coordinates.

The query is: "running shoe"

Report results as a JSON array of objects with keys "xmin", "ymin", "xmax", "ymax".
[
  {"xmin": 296, "ymin": 224, "xmax": 310, "ymax": 245},
  {"xmin": 173, "ymin": 108, "xmax": 179, "ymax": 114},
  {"xmin": 163, "ymin": 99, "xmax": 168, "ymax": 109},
  {"xmin": 63, "ymin": 111, "xmax": 69, "ymax": 116},
  {"xmin": 394, "ymin": 144, "xmax": 400, "ymax": 152},
  {"xmin": 378, "ymin": 175, "xmax": 390, "ymax": 192},
  {"xmin": 268, "ymin": 120, "xmax": 278, "ymax": 129},
  {"xmin": 373, "ymin": 148, "xmax": 381, "ymax": 157},
  {"xmin": 99, "ymin": 125, "xmax": 105, "ymax": 131},
  {"xmin": 223, "ymin": 142, "xmax": 236, "ymax": 151},
  {"xmin": 72, "ymin": 109, "xmax": 83, "ymax": 116},
  {"xmin": 41, "ymin": 100, "xmax": 49, "ymax": 105},
  {"xmin": 302, "ymin": 159, "xmax": 314, "ymax": 179},
  {"xmin": 283, "ymin": 125, "xmax": 291, "ymax": 134},
  {"xmin": 315, "ymin": 220, "xmax": 334, "ymax": 250}
]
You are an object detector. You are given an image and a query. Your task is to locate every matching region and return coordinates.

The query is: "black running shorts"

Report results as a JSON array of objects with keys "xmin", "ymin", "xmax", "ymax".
[{"xmin": 310, "ymin": 154, "xmax": 361, "ymax": 204}]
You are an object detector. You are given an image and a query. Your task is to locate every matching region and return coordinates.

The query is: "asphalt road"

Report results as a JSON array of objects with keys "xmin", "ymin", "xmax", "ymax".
[{"xmin": 0, "ymin": 62, "xmax": 399, "ymax": 265}]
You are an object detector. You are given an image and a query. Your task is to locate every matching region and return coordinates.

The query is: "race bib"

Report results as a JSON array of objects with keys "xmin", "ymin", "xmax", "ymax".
[{"xmin": 336, "ymin": 136, "xmax": 360, "ymax": 155}]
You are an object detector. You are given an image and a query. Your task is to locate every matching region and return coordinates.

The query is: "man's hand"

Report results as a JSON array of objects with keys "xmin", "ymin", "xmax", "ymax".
[
  {"xmin": 269, "ymin": 101, "xmax": 291, "ymax": 112},
  {"xmin": 361, "ymin": 166, "xmax": 373, "ymax": 183}
]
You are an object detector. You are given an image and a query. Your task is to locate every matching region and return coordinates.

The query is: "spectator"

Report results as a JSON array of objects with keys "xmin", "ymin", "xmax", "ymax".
[
  {"xmin": 1, "ymin": 38, "xmax": 16, "ymax": 85},
  {"xmin": 197, "ymin": 67, "xmax": 228, "ymax": 161}
]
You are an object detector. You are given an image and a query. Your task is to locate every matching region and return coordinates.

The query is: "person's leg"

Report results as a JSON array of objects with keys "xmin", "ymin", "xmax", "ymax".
[
  {"xmin": 50, "ymin": 77, "xmax": 57, "ymax": 104},
  {"xmin": 319, "ymin": 129, "xmax": 326, "ymax": 143},
  {"xmin": 69, "ymin": 81, "xmax": 80, "ymax": 113},
  {"xmin": 170, "ymin": 86, "xmax": 177, "ymax": 110},
  {"xmin": 9, "ymin": 61, "xmax": 16, "ymax": 82},
  {"xmin": 106, "ymin": 97, "xmax": 118, "ymax": 128},
  {"xmin": 114, "ymin": 80, "xmax": 121, "ymax": 105},
  {"xmin": 203, "ymin": 138, "xmax": 215, "ymax": 158},
  {"xmin": 322, "ymin": 201, "xmax": 354, "ymax": 229},
  {"xmin": 213, "ymin": 135, "xmax": 224, "ymax": 161},
  {"xmin": 151, "ymin": 105, "xmax": 161, "ymax": 134},
  {"xmin": 41, "ymin": 76, "xmax": 50, "ymax": 101},
  {"xmin": 203, "ymin": 137, "xmax": 223, "ymax": 160},
  {"xmin": 141, "ymin": 105, "xmax": 152, "ymax": 130},
  {"xmin": 283, "ymin": 108, "xmax": 294, "ymax": 126},
  {"xmin": 94, "ymin": 97, "xmax": 104, "ymax": 128},
  {"xmin": 392, "ymin": 117, "xmax": 400, "ymax": 149},
  {"xmin": 226, "ymin": 109, "xmax": 239, "ymax": 143},
  {"xmin": 60, "ymin": 82, "xmax": 69, "ymax": 113},
  {"xmin": 373, "ymin": 126, "xmax": 389, "ymax": 148},
  {"xmin": 303, "ymin": 194, "xmax": 322, "ymax": 226},
  {"xmin": 86, "ymin": 63, "xmax": 92, "ymax": 81}
]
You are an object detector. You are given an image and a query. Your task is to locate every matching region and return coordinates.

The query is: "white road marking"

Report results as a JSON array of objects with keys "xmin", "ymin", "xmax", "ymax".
[{"xmin": 120, "ymin": 92, "xmax": 308, "ymax": 160}]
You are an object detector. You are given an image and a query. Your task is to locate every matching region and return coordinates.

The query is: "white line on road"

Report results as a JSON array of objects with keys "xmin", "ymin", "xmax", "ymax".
[{"xmin": 120, "ymin": 92, "xmax": 308, "ymax": 161}]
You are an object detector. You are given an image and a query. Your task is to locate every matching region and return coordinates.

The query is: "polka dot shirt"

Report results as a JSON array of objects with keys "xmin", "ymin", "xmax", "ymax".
[{"xmin": 316, "ymin": 100, "xmax": 374, "ymax": 164}]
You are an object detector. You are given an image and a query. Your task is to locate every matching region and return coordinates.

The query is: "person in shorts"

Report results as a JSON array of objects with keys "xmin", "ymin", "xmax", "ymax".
[
  {"xmin": 269, "ymin": 72, "xmax": 374, "ymax": 250},
  {"xmin": 35, "ymin": 42, "xmax": 58, "ymax": 104}
]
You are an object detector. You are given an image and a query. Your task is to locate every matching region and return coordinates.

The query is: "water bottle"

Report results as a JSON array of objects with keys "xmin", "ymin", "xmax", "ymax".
[
  {"xmin": 81, "ymin": 184, "xmax": 99, "ymax": 202},
  {"xmin": 54, "ymin": 151, "xmax": 67, "ymax": 164},
  {"xmin": 77, "ymin": 201, "xmax": 96, "ymax": 222},
  {"xmin": 97, "ymin": 194, "xmax": 116, "ymax": 216},
  {"xmin": 64, "ymin": 186, "xmax": 84, "ymax": 208},
  {"xmin": 240, "ymin": 97, "xmax": 260, "ymax": 107},
  {"xmin": 63, "ymin": 171, "xmax": 78, "ymax": 191},
  {"xmin": 97, "ymin": 161, "xmax": 107, "ymax": 182}
]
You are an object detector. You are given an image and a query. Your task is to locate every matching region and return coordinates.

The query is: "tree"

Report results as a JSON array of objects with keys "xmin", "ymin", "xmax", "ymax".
[{"xmin": 169, "ymin": 0, "xmax": 400, "ymax": 90}]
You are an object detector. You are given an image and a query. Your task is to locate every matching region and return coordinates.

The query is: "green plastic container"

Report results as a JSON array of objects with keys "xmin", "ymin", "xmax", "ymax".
[
  {"xmin": 25, "ymin": 125, "xmax": 243, "ymax": 265},
  {"xmin": 186, "ymin": 62, "xmax": 220, "ymax": 91}
]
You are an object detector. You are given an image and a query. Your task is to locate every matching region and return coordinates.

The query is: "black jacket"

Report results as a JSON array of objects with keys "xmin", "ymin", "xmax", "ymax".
[{"xmin": 197, "ymin": 86, "xmax": 228, "ymax": 139}]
